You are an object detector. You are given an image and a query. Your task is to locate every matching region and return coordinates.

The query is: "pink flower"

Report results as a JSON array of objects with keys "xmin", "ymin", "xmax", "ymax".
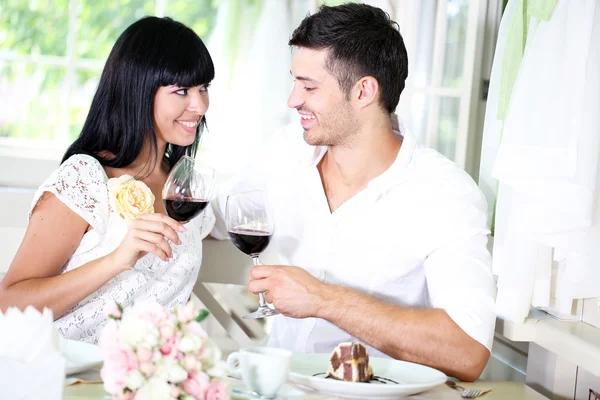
[
  {"xmin": 160, "ymin": 336, "xmax": 177, "ymax": 356},
  {"xmin": 185, "ymin": 321, "xmax": 207, "ymax": 339},
  {"xmin": 177, "ymin": 301, "xmax": 198, "ymax": 323},
  {"xmin": 181, "ymin": 371, "xmax": 210, "ymax": 399},
  {"xmin": 205, "ymin": 380, "xmax": 231, "ymax": 400},
  {"xmin": 105, "ymin": 301, "xmax": 122, "ymax": 319},
  {"xmin": 139, "ymin": 361, "xmax": 155, "ymax": 377},
  {"xmin": 183, "ymin": 353, "xmax": 200, "ymax": 373},
  {"xmin": 99, "ymin": 321, "xmax": 137, "ymax": 394},
  {"xmin": 170, "ymin": 384, "xmax": 180, "ymax": 398},
  {"xmin": 136, "ymin": 346, "xmax": 153, "ymax": 363},
  {"xmin": 159, "ymin": 321, "xmax": 176, "ymax": 341},
  {"xmin": 131, "ymin": 301, "xmax": 170, "ymax": 325}
]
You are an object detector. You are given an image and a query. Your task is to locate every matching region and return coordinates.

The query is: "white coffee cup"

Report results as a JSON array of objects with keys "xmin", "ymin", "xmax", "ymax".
[{"xmin": 226, "ymin": 347, "xmax": 293, "ymax": 398}]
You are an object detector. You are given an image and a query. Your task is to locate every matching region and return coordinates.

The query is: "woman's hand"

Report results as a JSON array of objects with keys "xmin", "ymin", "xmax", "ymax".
[{"xmin": 108, "ymin": 213, "xmax": 186, "ymax": 271}]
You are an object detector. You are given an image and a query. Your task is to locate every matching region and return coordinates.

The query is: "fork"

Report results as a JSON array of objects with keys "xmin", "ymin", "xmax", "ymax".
[{"xmin": 445, "ymin": 380, "xmax": 491, "ymax": 398}]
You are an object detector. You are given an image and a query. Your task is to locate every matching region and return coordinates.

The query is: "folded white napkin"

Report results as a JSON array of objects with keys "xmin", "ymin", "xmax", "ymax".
[{"xmin": 0, "ymin": 306, "xmax": 65, "ymax": 399}]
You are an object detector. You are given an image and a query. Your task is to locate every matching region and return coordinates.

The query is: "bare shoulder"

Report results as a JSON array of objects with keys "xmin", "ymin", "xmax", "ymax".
[
  {"xmin": 2, "ymin": 192, "xmax": 89, "ymax": 286},
  {"xmin": 30, "ymin": 191, "xmax": 90, "ymax": 232}
]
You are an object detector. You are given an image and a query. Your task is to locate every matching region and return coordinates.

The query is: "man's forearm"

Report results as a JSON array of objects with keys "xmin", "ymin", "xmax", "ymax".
[{"xmin": 314, "ymin": 284, "xmax": 490, "ymax": 382}]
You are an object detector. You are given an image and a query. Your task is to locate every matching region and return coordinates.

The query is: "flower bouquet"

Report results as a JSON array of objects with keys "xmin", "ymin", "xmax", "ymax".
[{"xmin": 98, "ymin": 300, "xmax": 230, "ymax": 400}]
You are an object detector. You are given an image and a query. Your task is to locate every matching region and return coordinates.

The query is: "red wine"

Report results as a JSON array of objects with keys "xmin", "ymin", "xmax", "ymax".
[
  {"xmin": 228, "ymin": 229, "xmax": 272, "ymax": 256},
  {"xmin": 164, "ymin": 197, "xmax": 208, "ymax": 222}
]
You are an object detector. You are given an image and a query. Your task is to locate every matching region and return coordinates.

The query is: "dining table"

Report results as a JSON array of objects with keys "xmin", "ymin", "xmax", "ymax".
[{"xmin": 63, "ymin": 377, "xmax": 548, "ymax": 399}]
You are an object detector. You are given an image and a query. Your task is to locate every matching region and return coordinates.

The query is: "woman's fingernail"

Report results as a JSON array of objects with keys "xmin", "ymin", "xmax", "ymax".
[{"xmin": 179, "ymin": 226, "xmax": 187, "ymax": 232}]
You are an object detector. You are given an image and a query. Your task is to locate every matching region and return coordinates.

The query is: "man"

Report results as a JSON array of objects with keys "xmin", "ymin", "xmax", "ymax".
[{"xmin": 211, "ymin": 3, "xmax": 495, "ymax": 382}]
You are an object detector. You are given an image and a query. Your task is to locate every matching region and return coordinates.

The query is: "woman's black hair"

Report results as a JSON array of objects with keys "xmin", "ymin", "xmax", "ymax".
[{"xmin": 62, "ymin": 16, "xmax": 215, "ymax": 174}]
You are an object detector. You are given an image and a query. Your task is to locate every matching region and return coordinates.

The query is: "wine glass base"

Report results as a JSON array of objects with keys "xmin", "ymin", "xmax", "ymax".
[{"xmin": 243, "ymin": 306, "xmax": 280, "ymax": 319}]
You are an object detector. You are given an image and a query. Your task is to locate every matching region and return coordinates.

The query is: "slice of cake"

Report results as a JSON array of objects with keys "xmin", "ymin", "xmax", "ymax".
[{"xmin": 325, "ymin": 342, "xmax": 374, "ymax": 382}]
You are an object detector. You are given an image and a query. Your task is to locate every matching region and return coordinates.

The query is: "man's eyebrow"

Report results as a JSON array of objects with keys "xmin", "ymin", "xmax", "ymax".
[{"xmin": 290, "ymin": 70, "xmax": 319, "ymax": 83}]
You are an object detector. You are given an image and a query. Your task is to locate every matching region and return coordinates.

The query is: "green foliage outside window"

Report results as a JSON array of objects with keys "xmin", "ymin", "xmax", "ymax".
[{"xmin": 0, "ymin": 0, "xmax": 219, "ymax": 142}]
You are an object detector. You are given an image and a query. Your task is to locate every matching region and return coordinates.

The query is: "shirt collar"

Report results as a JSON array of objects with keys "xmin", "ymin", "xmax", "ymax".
[{"xmin": 305, "ymin": 120, "xmax": 418, "ymax": 193}]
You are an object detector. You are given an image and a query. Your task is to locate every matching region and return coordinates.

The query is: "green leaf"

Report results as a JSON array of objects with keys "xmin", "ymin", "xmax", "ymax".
[{"xmin": 195, "ymin": 309, "xmax": 210, "ymax": 323}]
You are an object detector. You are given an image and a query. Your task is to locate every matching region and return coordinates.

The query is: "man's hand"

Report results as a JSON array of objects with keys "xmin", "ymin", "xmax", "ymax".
[{"xmin": 248, "ymin": 265, "xmax": 325, "ymax": 319}]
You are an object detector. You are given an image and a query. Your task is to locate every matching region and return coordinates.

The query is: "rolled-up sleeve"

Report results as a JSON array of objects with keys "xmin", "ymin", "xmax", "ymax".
[
  {"xmin": 423, "ymin": 169, "xmax": 496, "ymax": 351},
  {"xmin": 425, "ymin": 233, "xmax": 496, "ymax": 350}
]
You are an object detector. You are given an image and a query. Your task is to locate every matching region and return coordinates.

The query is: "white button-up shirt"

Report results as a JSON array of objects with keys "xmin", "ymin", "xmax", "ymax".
[{"xmin": 211, "ymin": 122, "xmax": 496, "ymax": 357}]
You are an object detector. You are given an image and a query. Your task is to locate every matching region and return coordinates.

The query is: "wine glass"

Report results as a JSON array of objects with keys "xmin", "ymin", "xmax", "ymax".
[
  {"xmin": 226, "ymin": 190, "xmax": 278, "ymax": 319},
  {"xmin": 163, "ymin": 156, "xmax": 216, "ymax": 223}
]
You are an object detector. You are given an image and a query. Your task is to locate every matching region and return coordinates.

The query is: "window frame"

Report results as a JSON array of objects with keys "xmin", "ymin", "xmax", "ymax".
[
  {"xmin": 0, "ymin": 0, "xmax": 498, "ymax": 187},
  {"xmin": 395, "ymin": 0, "xmax": 490, "ymax": 177}
]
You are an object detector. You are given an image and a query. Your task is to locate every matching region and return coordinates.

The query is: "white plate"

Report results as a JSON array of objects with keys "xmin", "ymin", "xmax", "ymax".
[
  {"xmin": 62, "ymin": 339, "xmax": 103, "ymax": 375},
  {"xmin": 289, "ymin": 354, "xmax": 446, "ymax": 399}
]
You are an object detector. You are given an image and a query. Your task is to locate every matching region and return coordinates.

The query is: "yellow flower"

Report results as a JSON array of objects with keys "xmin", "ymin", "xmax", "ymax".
[{"xmin": 108, "ymin": 175, "xmax": 155, "ymax": 221}]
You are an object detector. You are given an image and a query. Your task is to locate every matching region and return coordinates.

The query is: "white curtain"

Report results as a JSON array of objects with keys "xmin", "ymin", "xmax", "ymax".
[
  {"xmin": 201, "ymin": 0, "xmax": 301, "ymax": 174},
  {"xmin": 481, "ymin": 0, "xmax": 600, "ymax": 322},
  {"xmin": 201, "ymin": 0, "xmax": 475, "ymax": 174}
]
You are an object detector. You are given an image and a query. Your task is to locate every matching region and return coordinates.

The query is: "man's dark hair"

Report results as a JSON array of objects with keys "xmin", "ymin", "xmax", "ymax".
[{"xmin": 289, "ymin": 3, "xmax": 408, "ymax": 113}]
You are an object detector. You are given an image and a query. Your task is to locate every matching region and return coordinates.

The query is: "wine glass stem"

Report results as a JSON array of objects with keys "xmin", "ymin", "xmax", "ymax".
[{"xmin": 252, "ymin": 255, "xmax": 268, "ymax": 308}]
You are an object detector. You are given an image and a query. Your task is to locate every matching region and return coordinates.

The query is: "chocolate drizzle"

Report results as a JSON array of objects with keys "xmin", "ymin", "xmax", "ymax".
[{"xmin": 313, "ymin": 372, "xmax": 399, "ymax": 385}]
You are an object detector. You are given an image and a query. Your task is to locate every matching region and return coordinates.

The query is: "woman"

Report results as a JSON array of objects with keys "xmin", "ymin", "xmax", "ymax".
[{"xmin": 0, "ymin": 17, "xmax": 215, "ymax": 343}]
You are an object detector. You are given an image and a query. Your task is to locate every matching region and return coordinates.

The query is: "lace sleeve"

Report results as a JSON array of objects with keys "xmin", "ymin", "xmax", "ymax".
[{"xmin": 29, "ymin": 154, "xmax": 110, "ymax": 235}]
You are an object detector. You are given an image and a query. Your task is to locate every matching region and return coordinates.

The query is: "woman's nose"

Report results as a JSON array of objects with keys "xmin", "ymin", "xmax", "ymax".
[{"xmin": 188, "ymin": 92, "xmax": 209, "ymax": 114}]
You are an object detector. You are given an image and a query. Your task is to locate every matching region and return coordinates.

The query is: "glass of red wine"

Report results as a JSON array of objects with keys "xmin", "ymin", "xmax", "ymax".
[
  {"xmin": 226, "ymin": 190, "xmax": 278, "ymax": 319},
  {"xmin": 162, "ymin": 156, "xmax": 215, "ymax": 223}
]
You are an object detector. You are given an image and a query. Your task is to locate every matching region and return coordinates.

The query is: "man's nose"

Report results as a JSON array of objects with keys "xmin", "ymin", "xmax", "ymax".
[{"xmin": 287, "ymin": 84, "xmax": 303, "ymax": 109}]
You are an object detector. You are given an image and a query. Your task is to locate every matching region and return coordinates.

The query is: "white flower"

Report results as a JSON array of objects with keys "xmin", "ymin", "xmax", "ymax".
[
  {"xmin": 125, "ymin": 369, "xmax": 145, "ymax": 391},
  {"xmin": 108, "ymin": 174, "xmax": 155, "ymax": 221},
  {"xmin": 207, "ymin": 360, "xmax": 229, "ymax": 378},
  {"xmin": 118, "ymin": 315, "xmax": 160, "ymax": 349},
  {"xmin": 154, "ymin": 357, "xmax": 189, "ymax": 384},
  {"xmin": 199, "ymin": 337, "xmax": 222, "ymax": 369},
  {"xmin": 135, "ymin": 377, "xmax": 172, "ymax": 400},
  {"xmin": 178, "ymin": 334, "xmax": 203, "ymax": 353}
]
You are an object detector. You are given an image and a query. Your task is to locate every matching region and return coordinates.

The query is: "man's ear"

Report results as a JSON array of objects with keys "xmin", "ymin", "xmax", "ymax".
[{"xmin": 354, "ymin": 76, "xmax": 379, "ymax": 108}]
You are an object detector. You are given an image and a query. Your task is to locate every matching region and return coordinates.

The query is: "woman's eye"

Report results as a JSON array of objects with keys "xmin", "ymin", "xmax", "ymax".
[{"xmin": 175, "ymin": 88, "xmax": 188, "ymax": 95}]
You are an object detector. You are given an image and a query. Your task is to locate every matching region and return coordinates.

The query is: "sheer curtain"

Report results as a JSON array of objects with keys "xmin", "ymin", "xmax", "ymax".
[
  {"xmin": 200, "ymin": 0, "xmax": 304, "ymax": 174},
  {"xmin": 200, "ymin": 0, "xmax": 486, "ymax": 176}
]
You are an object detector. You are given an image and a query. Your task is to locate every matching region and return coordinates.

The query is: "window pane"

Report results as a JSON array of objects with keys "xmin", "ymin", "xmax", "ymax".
[
  {"xmin": 70, "ymin": 69, "xmax": 102, "ymax": 141},
  {"xmin": 0, "ymin": 0, "xmax": 70, "ymax": 57},
  {"xmin": 442, "ymin": 0, "xmax": 469, "ymax": 88},
  {"xmin": 319, "ymin": 0, "xmax": 359, "ymax": 5},
  {"xmin": 436, "ymin": 96, "xmax": 460, "ymax": 159},
  {"xmin": 407, "ymin": 93, "xmax": 430, "ymax": 144},
  {"xmin": 0, "ymin": 63, "xmax": 66, "ymax": 141},
  {"xmin": 413, "ymin": 0, "xmax": 438, "ymax": 88},
  {"xmin": 76, "ymin": 0, "xmax": 155, "ymax": 60},
  {"xmin": 166, "ymin": 0, "xmax": 220, "ymax": 39}
]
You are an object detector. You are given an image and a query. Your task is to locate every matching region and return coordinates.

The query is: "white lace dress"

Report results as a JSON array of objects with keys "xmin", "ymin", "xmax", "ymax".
[{"xmin": 29, "ymin": 154, "xmax": 215, "ymax": 344}]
